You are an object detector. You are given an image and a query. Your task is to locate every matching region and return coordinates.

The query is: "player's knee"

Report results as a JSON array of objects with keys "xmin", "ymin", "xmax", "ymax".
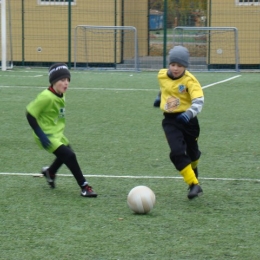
[
  {"xmin": 66, "ymin": 149, "xmax": 76, "ymax": 161},
  {"xmin": 169, "ymin": 151, "xmax": 180, "ymax": 164},
  {"xmin": 59, "ymin": 147, "xmax": 77, "ymax": 163},
  {"xmin": 169, "ymin": 152, "xmax": 190, "ymax": 171}
]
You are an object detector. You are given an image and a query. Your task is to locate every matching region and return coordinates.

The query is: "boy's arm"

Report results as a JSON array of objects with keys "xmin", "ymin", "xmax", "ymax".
[
  {"xmin": 26, "ymin": 111, "xmax": 40, "ymax": 130},
  {"xmin": 187, "ymin": 96, "xmax": 204, "ymax": 117},
  {"xmin": 26, "ymin": 111, "xmax": 51, "ymax": 149},
  {"xmin": 176, "ymin": 97, "xmax": 204, "ymax": 124}
]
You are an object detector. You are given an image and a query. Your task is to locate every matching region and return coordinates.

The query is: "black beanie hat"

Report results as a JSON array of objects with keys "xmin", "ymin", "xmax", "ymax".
[
  {"xmin": 168, "ymin": 46, "xmax": 189, "ymax": 67},
  {"xmin": 48, "ymin": 63, "xmax": 71, "ymax": 85}
]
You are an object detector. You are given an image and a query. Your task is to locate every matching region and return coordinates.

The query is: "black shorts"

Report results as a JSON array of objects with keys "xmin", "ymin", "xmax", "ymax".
[{"xmin": 162, "ymin": 113, "xmax": 201, "ymax": 170}]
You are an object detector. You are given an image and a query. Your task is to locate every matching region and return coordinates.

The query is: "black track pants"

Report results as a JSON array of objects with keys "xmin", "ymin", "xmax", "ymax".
[
  {"xmin": 162, "ymin": 113, "xmax": 201, "ymax": 171},
  {"xmin": 49, "ymin": 145, "xmax": 86, "ymax": 187}
]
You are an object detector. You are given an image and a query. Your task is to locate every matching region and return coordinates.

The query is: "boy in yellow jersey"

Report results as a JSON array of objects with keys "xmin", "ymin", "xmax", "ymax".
[
  {"xmin": 158, "ymin": 46, "xmax": 204, "ymax": 199},
  {"xmin": 26, "ymin": 63, "xmax": 97, "ymax": 198}
]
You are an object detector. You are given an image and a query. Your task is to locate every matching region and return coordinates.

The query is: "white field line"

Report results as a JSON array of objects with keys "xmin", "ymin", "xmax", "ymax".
[
  {"xmin": 0, "ymin": 172, "xmax": 259, "ymax": 182},
  {"xmin": 0, "ymin": 75, "xmax": 241, "ymax": 91},
  {"xmin": 202, "ymin": 75, "xmax": 241, "ymax": 89},
  {"xmin": 0, "ymin": 74, "xmax": 44, "ymax": 78},
  {"xmin": 0, "ymin": 85, "xmax": 157, "ymax": 91}
]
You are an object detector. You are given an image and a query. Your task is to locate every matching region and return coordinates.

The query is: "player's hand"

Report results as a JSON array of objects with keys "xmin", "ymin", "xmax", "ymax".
[
  {"xmin": 153, "ymin": 96, "xmax": 161, "ymax": 107},
  {"xmin": 39, "ymin": 134, "xmax": 51, "ymax": 149},
  {"xmin": 34, "ymin": 127, "xmax": 51, "ymax": 149},
  {"xmin": 176, "ymin": 111, "xmax": 192, "ymax": 124}
]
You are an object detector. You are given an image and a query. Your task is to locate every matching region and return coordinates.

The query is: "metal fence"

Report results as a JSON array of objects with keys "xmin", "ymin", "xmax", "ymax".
[{"xmin": 0, "ymin": 0, "xmax": 259, "ymax": 71}]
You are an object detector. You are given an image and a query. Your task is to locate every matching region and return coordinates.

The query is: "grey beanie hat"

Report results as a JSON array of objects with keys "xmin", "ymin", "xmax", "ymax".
[
  {"xmin": 49, "ymin": 63, "xmax": 71, "ymax": 85},
  {"xmin": 168, "ymin": 46, "xmax": 189, "ymax": 67}
]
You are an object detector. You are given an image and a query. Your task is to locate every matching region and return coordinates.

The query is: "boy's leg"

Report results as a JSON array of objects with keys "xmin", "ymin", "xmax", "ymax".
[
  {"xmin": 41, "ymin": 145, "xmax": 71, "ymax": 188},
  {"xmin": 53, "ymin": 145, "xmax": 97, "ymax": 197},
  {"xmin": 162, "ymin": 118, "xmax": 202, "ymax": 199},
  {"xmin": 187, "ymin": 147, "xmax": 200, "ymax": 178},
  {"xmin": 162, "ymin": 119, "xmax": 192, "ymax": 171},
  {"xmin": 191, "ymin": 160, "xmax": 199, "ymax": 178},
  {"xmin": 193, "ymin": 167, "xmax": 198, "ymax": 178},
  {"xmin": 180, "ymin": 164, "xmax": 202, "ymax": 199},
  {"xmin": 185, "ymin": 117, "xmax": 201, "ymax": 179},
  {"xmin": 182, "ymin": 118, "xmax": 202, "ymax": 198},
  {"xmin": 41, "ymin": 166, "xmax": 57, "ymax": 188},
  {"xmin": 53, "ymin": 145, "xmax": 85, "ymax": 185}
]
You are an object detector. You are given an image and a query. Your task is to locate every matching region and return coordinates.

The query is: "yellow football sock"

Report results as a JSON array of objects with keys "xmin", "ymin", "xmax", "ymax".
[
  {"xmin": 191, "ymin": 159, "xmax": 199, "ymax": 170},
  {"xmin": 180, "ymin": 164, "xmax": 198, "ymax": 185}
]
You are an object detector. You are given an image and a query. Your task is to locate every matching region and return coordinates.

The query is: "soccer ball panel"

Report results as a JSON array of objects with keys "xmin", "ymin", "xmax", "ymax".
[{"xmin": 127, "ymin": 186, "xmax": 156, "ymax": 214}]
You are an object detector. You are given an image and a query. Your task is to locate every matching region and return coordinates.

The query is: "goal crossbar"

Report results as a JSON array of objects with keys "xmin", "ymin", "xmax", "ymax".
[
  {"xmin": 173, "ymin": 26, "xmax": 239, "ymax": 72},
  {"xmin": 74, "ymin": 25, "xmax": 139, "ymax": 72}
]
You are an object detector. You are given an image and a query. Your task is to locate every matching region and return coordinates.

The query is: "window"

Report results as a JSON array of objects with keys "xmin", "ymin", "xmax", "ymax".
[
  {"xmin": 236, "ymin": 0, "xmax": 260, "ymax": 5},
  {"xmin": 38, "ymin": 0, "xmax": 76, "ymax": 5}
]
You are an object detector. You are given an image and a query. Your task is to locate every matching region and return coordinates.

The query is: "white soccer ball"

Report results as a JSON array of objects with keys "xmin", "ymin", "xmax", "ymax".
[{"xmin": 127, "ymin": 185, "xmax": 156, "ymax": 214}]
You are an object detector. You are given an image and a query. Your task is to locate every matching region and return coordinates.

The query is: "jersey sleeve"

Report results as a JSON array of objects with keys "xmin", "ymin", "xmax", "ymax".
[{"xmin": 187, "ymin": 78, "xmax": 204, "ymax": 100}]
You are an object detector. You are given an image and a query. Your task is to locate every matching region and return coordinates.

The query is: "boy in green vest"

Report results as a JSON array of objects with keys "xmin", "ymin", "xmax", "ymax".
[{"xmin": 26, "ymin": 63, "xmax": 97, "ymax": 198}]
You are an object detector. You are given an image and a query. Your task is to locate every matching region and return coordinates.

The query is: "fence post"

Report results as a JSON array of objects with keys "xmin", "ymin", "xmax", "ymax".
[
  {"xmin": 68, "ymin": 0, "xmax": 72, "ymax": 69},
  {"xmin": 163, "ymin": 0, "xmax": 167, "ymax": 68}
]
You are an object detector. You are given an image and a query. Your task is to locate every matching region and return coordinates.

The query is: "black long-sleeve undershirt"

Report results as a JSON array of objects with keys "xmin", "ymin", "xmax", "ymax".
[{"xmin": 26, "ymin": 111, "xmax": 40, "ymax": 131}]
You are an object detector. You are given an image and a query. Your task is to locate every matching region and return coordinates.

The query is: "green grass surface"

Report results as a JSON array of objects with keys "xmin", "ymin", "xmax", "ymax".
[{"xmin": 1, "ymin": 69, "xmax": 260, "ymax": 259}]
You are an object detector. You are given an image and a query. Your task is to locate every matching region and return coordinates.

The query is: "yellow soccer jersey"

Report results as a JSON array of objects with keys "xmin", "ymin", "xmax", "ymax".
[{"xmin": 158, "ymin": 69, "xmax": 203, "ymax": 113}]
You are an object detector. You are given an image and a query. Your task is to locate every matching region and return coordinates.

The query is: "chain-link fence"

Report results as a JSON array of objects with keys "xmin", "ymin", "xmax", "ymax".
[{"xmin": 0, "ymin": 0, "xmax": 259, "ymax": 71}]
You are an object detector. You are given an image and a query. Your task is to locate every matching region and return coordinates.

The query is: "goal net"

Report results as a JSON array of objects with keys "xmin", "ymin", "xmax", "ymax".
[
  {"xmin": 0, "ymin": 0, "xmax": 13, "ymax": 70},
  {"xmin": 173, "ymin": 27, "xmax": 239, "ymax": 72},
  {"xmin": 74, "ymin": 25, "xmax": 139, "ymax": 71}
]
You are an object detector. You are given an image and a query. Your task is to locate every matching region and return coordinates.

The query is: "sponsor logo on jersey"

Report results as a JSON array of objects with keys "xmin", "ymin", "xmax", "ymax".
[
  {"xmin": 59, "ymin": 108, "xmax": 65, "ymax": 118},
  {"xmin": 164, "ymin": 96, "xmax": 180, "ymax": 112},
  {"xmin": 178, "ymin": 84, "xmax": 186, "ymax": 93}
]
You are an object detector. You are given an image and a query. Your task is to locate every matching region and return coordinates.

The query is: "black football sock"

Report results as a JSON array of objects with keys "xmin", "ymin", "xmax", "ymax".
[{"xmin": 193, "ymin": 167, "xmax": 198, "ymax": 178}]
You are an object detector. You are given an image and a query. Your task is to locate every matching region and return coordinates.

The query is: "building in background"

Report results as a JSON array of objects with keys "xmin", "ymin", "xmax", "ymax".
[{"xmin": 0, "ymin": 0, "xmax": 259, "ymax": 70}]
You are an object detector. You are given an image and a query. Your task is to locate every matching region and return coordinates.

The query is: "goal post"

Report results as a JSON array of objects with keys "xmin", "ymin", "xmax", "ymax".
[
  {"xmin": 74, "ymin": 25, "xmax": 139, "ymax": 72},
  {"xmin": 173, "ymin": 27, "xmax": 239, "ymax": 72},
  {"xmin": 1, "ymin": 0, "xmax": 13, "ymax": 71}
]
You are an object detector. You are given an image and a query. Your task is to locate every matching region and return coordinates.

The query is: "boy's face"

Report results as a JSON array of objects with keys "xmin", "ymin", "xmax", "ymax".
[
  {"xmin": 169, "ymin": 63, "xmax": 186, "ymax": 78},
  {"xmin": 53, "ymin": 78, "xmax": 70, "ymax": 94}
]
